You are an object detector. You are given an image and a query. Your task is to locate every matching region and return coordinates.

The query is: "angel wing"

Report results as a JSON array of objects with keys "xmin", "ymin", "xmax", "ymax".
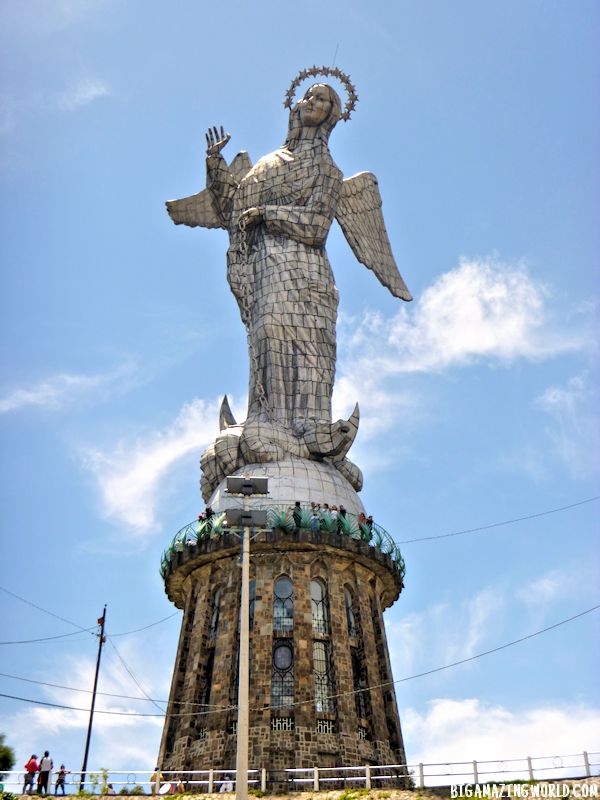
[
  {"xmin": 335, "ymin": 171, "xmax": 412, "ymax": 301},
  {"xmin": 165, "ymin": 151, "xmax": 252, "ymax": 229}
]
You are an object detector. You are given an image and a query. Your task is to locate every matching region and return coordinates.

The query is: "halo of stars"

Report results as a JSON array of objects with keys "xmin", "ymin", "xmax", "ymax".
[{"xmin": 283, "ymin": 66, "xmax": 358, "ymax": 122}]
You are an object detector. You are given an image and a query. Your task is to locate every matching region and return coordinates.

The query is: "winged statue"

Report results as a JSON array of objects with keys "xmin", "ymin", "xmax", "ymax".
[{"xmin": 166, "ymin": 79, "xmax": 411, "ymax": 500}]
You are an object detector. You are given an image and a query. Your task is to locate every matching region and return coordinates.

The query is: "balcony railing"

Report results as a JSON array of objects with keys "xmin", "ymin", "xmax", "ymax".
[{"xmin": 160, "ymin": 505, "xmax": 405, "ymax": 580}]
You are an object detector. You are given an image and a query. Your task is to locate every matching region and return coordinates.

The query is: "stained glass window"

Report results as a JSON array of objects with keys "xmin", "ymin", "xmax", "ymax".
[
  {"xmin": 271, "ymin": 639, "xmax": 294, "ymax": 707},
  {"xmin": 311, "ymin": 579, "xmax": 329, "ymax": 634},
  {"xmin": 344, "ymin": 587, "xmax": 358, "ymax": 638},
  {"xmin": 351, "ymin": 648, "xmax": 368, "ymax": 719},
  {"xmin": 209, "ymin": 588, "xmax": 222, "ymax": 640},
  {"xmin": 313, "ymin": 640, "xmax": 335, "ymax": 712},
  {"xmin": 273, "ymin": 575, "xmax": 293, "ymax": 631}
]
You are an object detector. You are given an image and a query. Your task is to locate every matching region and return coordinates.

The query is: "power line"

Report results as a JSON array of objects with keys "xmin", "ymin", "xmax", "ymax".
[
  {"xmin": 2, "ymin": 603, "xmax": 597, "ymax": 720},
  {"xmin": 0, "ymin": 627, "xmax": 99, "ymax": 645},
  {"xmin": 109, "ymin": 611, "xmax": 180, "ymax": 637},
  {"xmin": 0, "ymin": 583, "xmax": 180, "ymax": 640},
  {"xmin": 252, "ymin": 602, "xmax": 600, "ymax": 714},
  {"xmin": 0, "ymin": 585, "xmax": 93, "ymax": 633},
  {"xmin": 0, "ymin": 692, "xmax": 168, "ymax": 717},
  {"xmin": 106, "ymin": 637, "xmax": 166, "ymax": 713},
  {"xmin": 396, "ymin": 496, "xmax": 599, "ymax": 545},
  {"xmin": 0, "ymin": 671, "xmax": 229, "ymax": 709}
]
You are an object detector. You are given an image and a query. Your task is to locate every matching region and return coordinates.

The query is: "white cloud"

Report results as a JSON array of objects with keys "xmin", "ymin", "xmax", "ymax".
[
  {"xmin": 387, "ymin": 588, "xmax": 504, "ymax": 679},
  {"xmin": 3, "ymin": 639, "xmax": 168, "ymax": 785},
  {"xmin": 516, "ymin": 561, "xmax": 600, "ymax": 620},
  {"xmin": 349, "ymin": 258, "xmax": 584, "ymax": 375},
  {"xmin": 0, "ymin": 77, "xmax": 110, "ymax": 139},
  {"xmin": 535, "ymin": 372, "xmax": 599, "ymax": 479},
  {"xmin": 56, "ymin": 78, "xmax": 110, "ymax": 110},
  {"xmin": 83, "ymin": 397, "xmax": 220, "ymax": 532},
  {"xmin": 0, "ymin": 361, "xmax": 136, "ymax": 413},
  {"xmin": 334, "ymin": 259, "xmax": 588, "ymax": 446},
  {"xmin": 403, "ymin": 698, "xmax": 600, "ymax": 782},
  {"xmin": 516, "ymin": 569, "xmax": 563, "ymax": 607}
]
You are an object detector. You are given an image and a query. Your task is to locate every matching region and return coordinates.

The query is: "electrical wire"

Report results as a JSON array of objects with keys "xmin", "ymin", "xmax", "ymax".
[
  {"xmin": 254, "ymin": 602, "xmax": 600, "ymax": 714},
  {"xmin": 0, "ymin": 582, "xmax": 180, "ymax": 644},
  {"xmin": 106, "ymin": 637, "xmax": 166, "ymax": 713},
  {"xmin": 395, "ymin": 496, "xmax": 599, "ymax": 545},
  {"xmin": 0, "ymin": 585, "xmax": 93, "ymax": 633},
  {"xmin": 0, "ymin": 671, "xmax": 229, "ymax": 709},
  {"xmin": 0, "ymin": 693, "xmax": 168, "ymax": 717},
  {"xmin": 0, "ymin": 627, "xmax": 99, "ymax": 645},
  {"xmin": 2, "ymin": 602, "xmax": 597, "ymax": 720},
  {"xmin": 109, "ymin": 611, "xmax": 180, "ymax": 637}
]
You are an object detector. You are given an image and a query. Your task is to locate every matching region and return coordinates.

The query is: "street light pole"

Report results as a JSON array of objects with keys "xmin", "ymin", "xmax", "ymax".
[
  {"xmin": 225, "ymin": 476, "xmax": 268, "ymax": 800},
  {"xmin": 236, "ymin": 493, "xmax": 251, "ymax": 800},
  {"xmin": 80, "ymin": 605, "xmax": 106, "ymax": 792}
]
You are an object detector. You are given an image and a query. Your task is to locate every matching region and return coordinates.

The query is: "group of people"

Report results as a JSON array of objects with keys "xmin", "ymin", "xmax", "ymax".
[
  {"xmin": 22, "ymin": 755, "xmax": 118, "ymax": 797},
  {"xmin": 295, "ymin": 501, "xmax": 374, "ymax": 535},
  {"xmin": 173, "ymin": 502, "xmax": 377, "ymax": 555},
  {"xmin": 23, "ymin": 753, "xmax": 69, "ymax": 796}
]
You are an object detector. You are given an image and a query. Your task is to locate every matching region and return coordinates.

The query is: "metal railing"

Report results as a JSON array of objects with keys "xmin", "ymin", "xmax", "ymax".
[
  {"xmin": 2, "ymin": 751, "xmax": 597, "ymax": 793},
  {"xmin": 160, "ymin": 505, "xmax": 405, "ymax": 580}
]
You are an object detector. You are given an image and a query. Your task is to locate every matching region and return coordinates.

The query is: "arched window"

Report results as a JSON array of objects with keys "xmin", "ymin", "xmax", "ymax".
[
  {"xmin": 311, "ymin": 579, "xmax": 329, "ymax": 634},
  {"xmin": 344, "ymin": 587, "xmax": 357, "ymax": 638},
  {"xmin": 209, "ymin": 588, "xmax": 222, "ymax": 640},
  {"xmin": 351, "ymin": 649, "xmax": 368, "ymax": 719},
  {"xmin": 313, "ymin": 641, "xmax": 335, "ymax": 712},
  {"xmin": 273, "ymin": 575, "xmax": 293, "ymax": 631},
  {"xmin": 200, "ymin": 649, "xmax": 215, "ymax": 713},
  {"xmin": 271, "ymin": 640, "xmax": 294, "ymax": 707}
]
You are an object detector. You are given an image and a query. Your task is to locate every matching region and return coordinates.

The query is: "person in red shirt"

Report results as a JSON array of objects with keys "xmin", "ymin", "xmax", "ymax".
[{"xmin": 23, "ymin": 755, "xmax": 39, "ymax": 795}]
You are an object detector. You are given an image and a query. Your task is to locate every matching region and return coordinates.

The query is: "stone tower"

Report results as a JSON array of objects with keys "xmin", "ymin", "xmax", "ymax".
[
  {"xmin": 161, "ymin": 69, "xmax": 412, "ymax": 783},
  {"xmin": 158, "ymin": 459, "xmax": 407, "ymax": 777}
]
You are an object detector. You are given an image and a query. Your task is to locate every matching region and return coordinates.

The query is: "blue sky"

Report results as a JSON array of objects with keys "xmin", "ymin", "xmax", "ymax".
[{"xmin": 1, "ymin": 0, "xmax": 598, "ymax": 784}]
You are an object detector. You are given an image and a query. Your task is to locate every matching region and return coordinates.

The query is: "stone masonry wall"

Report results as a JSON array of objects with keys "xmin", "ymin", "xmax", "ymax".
[{"xmin": 158, "ymin": 532, "xmax": 407, "ymax": 775}]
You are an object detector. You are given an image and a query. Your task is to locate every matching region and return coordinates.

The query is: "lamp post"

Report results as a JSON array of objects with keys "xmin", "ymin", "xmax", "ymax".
[{"xmin": 225, "ymin": 476, "xmax": 268, "ymax": 800}]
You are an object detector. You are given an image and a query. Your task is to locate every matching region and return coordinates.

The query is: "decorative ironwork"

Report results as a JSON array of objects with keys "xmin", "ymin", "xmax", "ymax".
[
  {"xmin": 271, "ymin": 716, "xmax": 295, "ymax": 732},
  {"xmin": 344, "ymin": 587, "xmax": 358, "ymax": 638},
  {"xmin": 311, "ymin": 579, "xmax": 330, "ymax": 634},
  {"xmin": 272, "ymin": 639, "xmax": 294, "ymax": 708},
  {"xmin": 273, "ymin": 575, "xmax": 294, "ymax": 632},
  {"xmin": 313, "ymin": 640, "xmax": 335, "ymax": 713},
  {"xmin": 316, "ymin": 719, "xmax": 335, "ymax": 734},
  {"xmin": 160, "ymin": 505, "xmax": 405, "ymax": 581}
]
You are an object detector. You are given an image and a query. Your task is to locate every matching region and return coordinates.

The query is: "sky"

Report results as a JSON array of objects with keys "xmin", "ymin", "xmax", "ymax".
[{"xmin": 0, "ymin": 0, "xmax": 599, "ymax": 788}]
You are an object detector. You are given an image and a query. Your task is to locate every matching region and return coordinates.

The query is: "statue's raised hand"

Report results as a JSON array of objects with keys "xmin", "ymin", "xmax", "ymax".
[{"xmin": 205, "ymin": 125, "xmax": 231, "ymax": 156}]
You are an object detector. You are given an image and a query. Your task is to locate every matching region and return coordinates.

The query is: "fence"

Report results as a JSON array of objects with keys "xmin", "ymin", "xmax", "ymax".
[
  {"xmin": 160, "ymin": 505, "xmax": 405, "ymax": 581},
  {"xmin": 2, "ymin": 751, "xmax": 598, "ymax": 794}
]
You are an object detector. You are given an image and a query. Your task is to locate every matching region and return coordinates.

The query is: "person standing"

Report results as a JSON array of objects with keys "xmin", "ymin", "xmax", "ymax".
[
  {"xmin": 23, "ymin": 755, "xmax": 39, "ymax": 795},
  {"xmin": 54, "ymin": 765, "xmax": 70, "ymax": 796},
  {"xmin": 38, "ymin": 751, "xmax": 53, "ymax": 795}
]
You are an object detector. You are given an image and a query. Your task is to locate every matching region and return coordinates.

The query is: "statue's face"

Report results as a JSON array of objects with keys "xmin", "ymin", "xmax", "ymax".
[{"xmin": 299, "ymin": 84, "xmax": 332, "ymax": 127}]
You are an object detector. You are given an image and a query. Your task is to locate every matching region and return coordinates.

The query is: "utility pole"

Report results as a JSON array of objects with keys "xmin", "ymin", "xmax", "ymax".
[
  {"xmin": 80, "ymin": 605, "xmax": 107, "ymax": 792},
  {"xmin": 225, "ymin": 476, "xmax": 268, "ymax": 800},
  {"xmin": 237, "ymin": 501, "xmax": 251, "ymax": 800}
]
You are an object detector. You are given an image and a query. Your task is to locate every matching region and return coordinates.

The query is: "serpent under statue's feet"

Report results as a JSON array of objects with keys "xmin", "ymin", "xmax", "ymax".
[
  {"xmin": 300, "ymin": 403, "xmax": 359, "ymax": 459},
  {"xmin": 199, "ymin": 396, "xmax": 363, "ymax": 501}
]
